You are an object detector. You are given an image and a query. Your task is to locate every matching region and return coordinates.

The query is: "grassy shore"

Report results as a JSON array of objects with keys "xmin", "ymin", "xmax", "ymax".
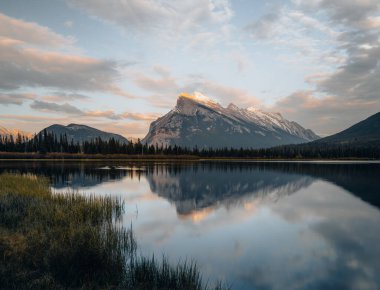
[{"xmin": 0, "ymin": 173, "xmax": 227, "ymax": 290}]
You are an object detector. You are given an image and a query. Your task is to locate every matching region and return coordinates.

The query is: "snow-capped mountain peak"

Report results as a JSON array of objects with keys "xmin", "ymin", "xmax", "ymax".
[
  {"xmin": 143, "ymin": 93, "xmax": 320, "ymax": 148},
  {"xmin": 179, "ymin": 92, "xmax": 219, "ymax": 106},
  {"xmin": 176, "ymin": 92, "xmax": 222, "ymax": 116}
]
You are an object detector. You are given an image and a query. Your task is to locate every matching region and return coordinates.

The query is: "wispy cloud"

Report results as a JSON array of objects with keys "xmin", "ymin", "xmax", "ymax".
[
  {"xmin": 66, "ymin": 0, "xmax": 236, "ymax": 57},
  {"xmin": 245, "ymin": 6, "xmax": 342, "ymax": 69},
  {"xmin": 29, "ymin": 99, "xmax": 159, "ymax": 122},
  {"xmin": 0, "ymin": 12, "xmax": 74, "ymax": 47},
  {"xmin": 85, "ymin": 110, "xmax": 122, "ymax": 120},
  {"xmin": 250, "ymin": 0, "xmax": 380, "ymax": 135},
  {"xmin": 42, "ymin": 92, "xmax": 90, "ymax": 102},
  {"xmin": 30, "ymin": 100, "xmax": 83, "ymax": 115},
  {"xmin": 0, "ymin": 93, "xmax": 35, "ymax": 105},
  {"xmin": 66, "ymin": 0, "xmax": 233, "ymax": 33},
  {"xmin": 121, "ymin": 112, "xmax": 159, "ymax": 121}
]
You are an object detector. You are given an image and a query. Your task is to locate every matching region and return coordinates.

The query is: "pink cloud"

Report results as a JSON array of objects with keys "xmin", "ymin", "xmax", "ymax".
[{"xmin": 0, "ymin": 12, "xmax": 73, "ymax": 47}]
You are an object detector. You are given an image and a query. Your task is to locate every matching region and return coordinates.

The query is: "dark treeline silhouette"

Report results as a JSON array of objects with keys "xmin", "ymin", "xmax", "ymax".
[{"xmin": 0, "ymin": 130, "xmax": 379, "ymax": 158}]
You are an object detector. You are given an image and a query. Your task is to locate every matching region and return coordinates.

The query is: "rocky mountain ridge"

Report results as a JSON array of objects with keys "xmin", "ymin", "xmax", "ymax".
[{"xmin": 143, "ymin": 92, "xmax": 319, "ymax": 149}]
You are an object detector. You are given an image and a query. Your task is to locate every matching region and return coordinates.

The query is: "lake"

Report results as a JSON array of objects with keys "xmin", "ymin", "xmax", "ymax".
[{"xmin": 1, "ymin": 161, "xmax": 380, "ymax": 290}]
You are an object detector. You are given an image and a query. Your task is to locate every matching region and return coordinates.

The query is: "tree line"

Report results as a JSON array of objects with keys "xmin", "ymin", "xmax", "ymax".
[{"xmin": 0, "ymin": 130, "xmax": 379, "ymax": 159}]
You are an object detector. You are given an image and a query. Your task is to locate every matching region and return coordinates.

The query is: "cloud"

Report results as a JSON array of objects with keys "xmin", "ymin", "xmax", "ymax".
[
  {"xmin": 84, "ymin": 111, "xmax": 159, "ymax": 121},
  {"xmin": 66, "ymin": 0, "xmax": 233, "ymax": 32},
  {"xmin": 181, "ymin": 76, "xmax": 261, "ymax": 107},
  {"xmin": 0, "ymin": 12, "xmax": 74, "ymax": 47},
  {"xmin": 0, "ymin": 114, "xmax": 69, "ymax": 123},
  {"xmin": 153, "ymin": 65, "xmax": 171, "ymax": 78},
  {"xmin": 129, "ymin": 66, "xmax": 260, "ymax": 108},
  {"xmin": 294, "ymin": 0, "xmax": 380, "ymax": 29},
  {"xmin": 30, "ymin": 100, "xmax": 83, "ymax": 115},
  {"xmin": 319, "ymin": 46, "xmax": 380, "ymax": 100},
  {"xmin": 271, "ymin": 90, "xmax": 380, "ymax": 135},
  {"xmin": 129, "ymin": 66, "xmax": 179, "ymax": 98},
  {"xmin": 245, "ymin": 11, "xmax": 279, "ymax": 40},
  {"xmin": 84, "ymin": 110, "xmax": 122, "ymax": 120},
  {"xmin": 42, "ymin": 92, "xmax": 90, "ymax": 102},
  {"xmin": 0, "ymin": 39, "xmax": 126, "ymax": 94},
  {"xmin": 121, "ymin": 112, "xmax": 159, "ymax": 121},
  {"xmin": 248, "ymin": 1, "xmax": 380, "ymax": 135},
  {"xmin": 64, "ymin": 20, "xmax": 74, "ymax": 28},
  {"xmin": 132, "ymin": 71, "xmax": 178, "ymax": 93},
  {"xmin": 0, "ymin": 93, "xmax": 35, "ymax": 105},
  {"xmin": 29, "ymin": 99, "xmax": 159, "ymax": 122},
  {"xmin": 0, "ymin": 13, "xmax": 132, "ymax": 97},
  {"xmin": 269, "ymin": 177, "xmax": 380, "ymax": 290},
  {"xmin": 66, "ymin": 0, "xmax": 235, "ymax": 55},
  {"xmin": 289, "ymin": 1, "xmax": 380, "ymax": 102},
  {"xmin": 245, "ymin": 7, "xmax": 341, "ymax": 67}
]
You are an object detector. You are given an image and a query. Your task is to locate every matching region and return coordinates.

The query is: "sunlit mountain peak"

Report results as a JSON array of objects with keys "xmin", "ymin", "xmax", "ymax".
[{"xmin": 178, "ymin": 91, "xmax": 218, "ymax": 106}]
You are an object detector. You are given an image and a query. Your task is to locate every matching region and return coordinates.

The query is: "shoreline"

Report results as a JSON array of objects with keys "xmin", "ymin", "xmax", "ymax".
[{"xmin": 0, "ymin": 152, "xmax": 379, "ymax": 162}]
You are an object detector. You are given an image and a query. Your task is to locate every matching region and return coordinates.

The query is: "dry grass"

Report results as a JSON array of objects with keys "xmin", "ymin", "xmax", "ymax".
[{"xmin": 0, "ymin": 173, "xmax": 228, "ymax": 290}]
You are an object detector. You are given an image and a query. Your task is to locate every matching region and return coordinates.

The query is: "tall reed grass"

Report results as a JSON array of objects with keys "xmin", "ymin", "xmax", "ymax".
[{"xmin": 0, "ymin": 173, "xmax": 228, "ymax": 290}]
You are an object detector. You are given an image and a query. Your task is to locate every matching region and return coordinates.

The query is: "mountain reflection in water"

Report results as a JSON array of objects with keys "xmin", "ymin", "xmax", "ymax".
[
  {"xmin": 1, "ymin": 161, "xmax": 380, "ymax": 290},
  {"xmin": 1, "ymin": 161, "xmax": 379, "ymax": 210},
  {"xmin": 145, "ymin": 164, "xmax": 315, "ymax": 217}
]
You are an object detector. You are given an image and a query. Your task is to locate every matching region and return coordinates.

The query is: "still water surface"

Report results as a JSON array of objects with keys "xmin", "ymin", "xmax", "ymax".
[{"xmin": 1, "ymin": 161, "xmax": 380, "ymax": 290}]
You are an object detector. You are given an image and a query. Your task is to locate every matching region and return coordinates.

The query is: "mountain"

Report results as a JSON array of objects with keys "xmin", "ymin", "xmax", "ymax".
[
  {"xmin": 312, "ymin": 112, "xmax": 380, "ymax": 147},
  {"xmin": 143, "ymin": 92, "xmax": 319, "ymax": 149},
  {"xmin": 40, "ymin": 124, "xmax": 129, "ymax": 144},
  {"xmin": 0, "ymin": 126, "xmax": 32, "ymax": 139}
]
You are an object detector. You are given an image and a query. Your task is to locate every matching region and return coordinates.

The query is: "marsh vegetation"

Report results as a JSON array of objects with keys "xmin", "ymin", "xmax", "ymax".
[{"xmin": 0, "ymin": 173, "xmax": 227, "ymax": 290}]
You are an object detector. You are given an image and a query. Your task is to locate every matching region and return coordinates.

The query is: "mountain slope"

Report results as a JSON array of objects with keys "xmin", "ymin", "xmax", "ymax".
[
  {"xmin": 312, "ymin": 112, "xmax": 380, "ymax": 146},
  {"xmin": 143, "ymin": 92, "xmax": 319, "ymax": 149},
  {"xmin": 0, "ymin": 126, "xmax": 32, "ymax": 139},
  {"xmin": 40, "ymin": 124, "xmax": 129, "ymax": 144}
]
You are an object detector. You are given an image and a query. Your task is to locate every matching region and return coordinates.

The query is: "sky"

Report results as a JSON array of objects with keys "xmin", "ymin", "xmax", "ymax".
[{"xmin": 0, "ymin": 0, "xmax": 379, "ymax": 138}]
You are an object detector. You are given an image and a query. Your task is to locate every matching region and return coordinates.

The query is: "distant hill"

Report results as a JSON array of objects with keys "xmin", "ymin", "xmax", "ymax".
[
  {"xmin": 312, "ymin": 112, "xmax": 380, "ymax": 147},
  {"xmin": 0, "ymin": 126, "xmax": 32, "ymax": 139},
  {"xmin": 40, "ymin": 124, "xmax": 129, "ymax": 144},
  {"xmin": 143, "ymin": 92, "xmax": 319, "ymax": 149}
]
